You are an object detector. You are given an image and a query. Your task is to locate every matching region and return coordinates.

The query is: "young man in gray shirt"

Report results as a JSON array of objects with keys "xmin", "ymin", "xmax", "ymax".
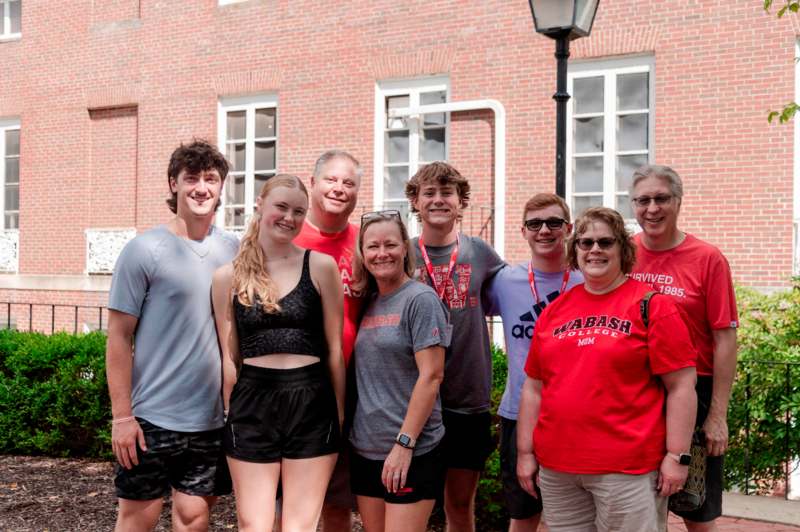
[
  {"xmin": 106, "ymin": 140, "xmax": 239, "ymax": 531},
  {"xmin": 405, "ymin": 162, "xmax": 505, "ymax": 532}
]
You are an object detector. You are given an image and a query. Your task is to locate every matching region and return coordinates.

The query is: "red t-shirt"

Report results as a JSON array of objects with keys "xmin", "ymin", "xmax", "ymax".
[
  {"xmin": 295, "ymin": 221, "xmax": 362, "ymax": 366},
  {"xmin": 525, "ymin": 279, "xmax": 696, "ymax": 475},
  {"xmin": 631, "ymin": 233, "xmax": 738, "ymax": 376}
]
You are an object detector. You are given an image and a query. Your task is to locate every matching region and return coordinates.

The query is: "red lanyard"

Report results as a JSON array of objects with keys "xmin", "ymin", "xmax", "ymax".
[
  {"xmin": 528, "ymin": 261, "xmax": 570, "ymax": 305},
  {"xmin": 419, "ymin": 233, "xmax": 460, "ymax": 302}
]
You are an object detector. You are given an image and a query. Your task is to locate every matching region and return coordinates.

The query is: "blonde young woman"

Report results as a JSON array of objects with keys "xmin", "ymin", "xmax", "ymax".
[{"xmin": 211, "ymin": 174, "xmax": 345, "ymax": 532}]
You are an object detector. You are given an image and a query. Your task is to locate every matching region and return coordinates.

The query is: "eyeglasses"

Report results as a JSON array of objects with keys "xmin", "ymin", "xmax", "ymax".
[
  {"xmin": 631, "ymin": 194, "xmax": 673, "ymax": 208},
  {"xmin": 360, "ymin": 209, "xmax": 402, "ymax": 225},
  {"xmin": 575, "ymin": 237, "xmax": 617, "ymax": 251},
  {"xmin": 524, "ymin": 217, "xmax": 567, "ymax": 231}
]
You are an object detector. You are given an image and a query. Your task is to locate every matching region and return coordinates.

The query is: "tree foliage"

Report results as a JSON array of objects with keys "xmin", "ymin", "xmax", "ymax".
[{"xmin": 765, "ymin": 1, "xmax": 800, "ymax": 123}]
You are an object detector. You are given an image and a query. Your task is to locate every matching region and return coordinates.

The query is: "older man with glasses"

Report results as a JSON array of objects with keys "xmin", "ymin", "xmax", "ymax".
[{"xmin": 630, "ymin": 164, "xmax": 738, "ymax": 532}]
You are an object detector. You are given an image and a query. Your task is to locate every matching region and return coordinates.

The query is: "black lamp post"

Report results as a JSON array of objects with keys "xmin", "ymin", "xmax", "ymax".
[{"xmin": 528, "ymin": 0, "xmax": 599, "ymax": 199}]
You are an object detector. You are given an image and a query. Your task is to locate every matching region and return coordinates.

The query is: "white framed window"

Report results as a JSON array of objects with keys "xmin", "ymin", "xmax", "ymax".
[
  {"xmin": 0, "ymin": 0, "xmax": 20, "ymax": 40},
  {"xmin": 219, "ymin": 0, "xmax": 247, "ymax": 5},
  {"xmin": 0, "ymin": 119, "xmax": 19, "ymax": 230},
  {"xmin": 217, "ymin": 95, "xmax": 278, "ymax": 231},
  {"xmin": 374, "ymin": 77, "xmax": 450, "ymax": 229},
  {"xmin": 567, "ymin": 55, "xmax": 655, "ymax": 220}
]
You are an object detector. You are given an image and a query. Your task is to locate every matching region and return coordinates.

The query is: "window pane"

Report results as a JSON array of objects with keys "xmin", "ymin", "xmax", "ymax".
[
  {"xmin": 10, "ymin": 0, "xmax": 21, "ymax": 33},
  {"xmin": 616, "ymin": 154, "xmax": 648, "ymax": 191},
  {"xmin": 573, "ymin": 157, "xmax": 603, "ymax": 193},
  {"xmin": 421, "ymin": 91, "xmax": 446, "ymax": 126},
  {"xmin": 226, "ymin": 111, "xmax": 246, "ymax": 141},
  {"xmin": 255, "ymin": 141, "xmax": 275, "ymax": 171},
  {"xmin": 573, "ymin": 195, "xmax": 603, "ymax": 217},
  {"xmin": 225, "ymin": 207, "xmax": 245, "ymax": 228},
  {"xmin": 574, "ymin": 77, "xmax": 604, "ymax": 114},
  {"xmin": 254, "ymin": 173, "xmax": 272, "ymax": 198},
  {"xmin": 383, "ymin": 199, "xmax": 412, "ymax": 226},
  {"xmin": 617, "ymin": 114, "xmax": 648, "ymax": 151},
  {"xmin": 574, "ymin": 117, "xmax": 603, "ymax": 153},
  {"xmin": 386, "ymin": 95, "xmax": 410, "ymax": 129},
  {"xmin": 5, "ymin": 158, "xmax": 18, "ymax": 184},
  {"xmin": 617, "ymin": 73, "xmax": 648, "ymax": 111},
  {"xmin": 255, "ymin": 108, "xmax": 276, "ymax": 138},
  {"xmin": 4, "ymin": 184, "xmax": 18, "ymax": 210},
  {"xmin": 385, "ymin": 131, "xmax": 409, "ymax": 164},
  {"xmin": 5, "ymin": 214, "xmax": 18, "ymax": 230},
  {"xmin": 226, "ymin": 174, "xmax": 245, "ymax": 204},
  {"xmin": 616, "ymin": 194, "xmax": 633, "ymax": 219},
  {"xmin": 384, "ymin": 166, "xmax": 408, "ymax": 199},
  {"xmin": 5, "ymin": 130, "xmax": 19, "ymax": 155},
  {"xmin": 420, "ymin": 128, "xmax": 445, "ymax": 162},
  {"xmin": 227, "ymin": 143, "xmax": 245, "ymax": 172}
]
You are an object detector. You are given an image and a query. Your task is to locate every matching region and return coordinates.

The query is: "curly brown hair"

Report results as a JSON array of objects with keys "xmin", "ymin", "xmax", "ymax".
[
  {"xmin": 566, "ymin": 207, "xmax": 637, "ymax": 275},
  {"xmin": 404, "ymin": 162, "xmax": 470, "ymax": 220},
  {"xmin": 166, "ymin": 139, "xmax": 229, "ymax": 214}
]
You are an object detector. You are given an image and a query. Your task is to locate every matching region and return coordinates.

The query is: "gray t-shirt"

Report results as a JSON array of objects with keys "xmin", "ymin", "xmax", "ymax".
[
  {"xmin": 485, "ymin": 264, "xmax": 583, "ymax": 420},
  {"xmin": 350, "ymin": 280, "xmax": 451, "ymax": 460},
  {"xmin": 412, "ymin": 234, "xmax": 505, "ymax": 414},
  {"xmin": 108, "ymin": 225, "xmax": 239, "ymax": 432}
]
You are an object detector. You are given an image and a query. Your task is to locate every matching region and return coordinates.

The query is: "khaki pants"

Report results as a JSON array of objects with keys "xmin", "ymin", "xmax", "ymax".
[{"xmin": 539, "ymin": 467, "xmax": 667, "ymax": 532}]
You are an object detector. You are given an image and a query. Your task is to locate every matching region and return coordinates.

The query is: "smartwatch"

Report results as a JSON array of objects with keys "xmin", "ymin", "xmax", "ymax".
[
  {"xmin": 667, "ymin": 452, "xmax": 691, "ymax": 466},
  {"xmin": 395, "ymin": 433, "xmax": 416, "ymax": 449}
]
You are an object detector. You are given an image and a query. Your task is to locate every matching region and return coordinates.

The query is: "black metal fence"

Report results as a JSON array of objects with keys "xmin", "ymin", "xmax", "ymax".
[
  {"xmin": 0, "ymin": 302, "xmax": 108, "ymax": 334},
  {"xmin": 732, "ymin": 359, "xmax": 800, "ymax": 499}
]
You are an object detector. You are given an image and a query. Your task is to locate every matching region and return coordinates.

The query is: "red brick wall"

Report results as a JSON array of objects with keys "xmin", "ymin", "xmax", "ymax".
[{"xmin": 0, "ymin": 0, "xmax": 794, "ymax": 309}]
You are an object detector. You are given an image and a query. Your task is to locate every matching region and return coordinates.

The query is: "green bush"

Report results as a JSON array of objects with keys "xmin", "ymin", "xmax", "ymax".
[
  {"xmin": 475, "ymin": 343, "xmax": 509, "ymax": 531},
  {"xmin": 726, "ymin": 280, "xmax": 800, "ymax": 491},
  {"xmin": 0, "ymin": 330, "xmax": 111, "ymax": 458}
]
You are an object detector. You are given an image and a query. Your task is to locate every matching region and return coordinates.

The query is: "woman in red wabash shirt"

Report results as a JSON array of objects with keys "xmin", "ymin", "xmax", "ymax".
[{"xmin": 516, "ymin": 207, "xmax": 697, "ymax": 532}]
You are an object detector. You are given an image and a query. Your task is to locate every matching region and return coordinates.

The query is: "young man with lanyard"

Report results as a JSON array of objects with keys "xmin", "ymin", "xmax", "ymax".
[
  {"xmin": 485, "ymin": 193, "xmax": 583, "ymax": 532},
  {"xmin": 629, "ymin": 165, "xmax": 738, "ymax": 532},
  {"xmin": 106, "ymin": 140, "xmax": 239, "ymax": 531},
  {"xmin": 405, "ymin": 161, "xmax": 505, "ymax": 532},
  {"xmin": 294, "ymin": 149, "xmax": 363, "ymax": 532}
]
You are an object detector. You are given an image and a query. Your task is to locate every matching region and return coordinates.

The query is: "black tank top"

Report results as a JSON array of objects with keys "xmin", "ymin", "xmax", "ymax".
[{"xmin": 234, "ymin": 250, "xmax": 327, "ymax": 360}]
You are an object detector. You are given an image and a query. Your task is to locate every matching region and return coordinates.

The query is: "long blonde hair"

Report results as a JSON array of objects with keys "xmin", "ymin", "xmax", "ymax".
[{"xmin": 232, "ymin": 174, "xmax": 308, "ymax": 313}]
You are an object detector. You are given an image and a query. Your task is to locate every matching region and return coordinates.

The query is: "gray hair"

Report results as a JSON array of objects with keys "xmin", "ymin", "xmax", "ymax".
[
  {"xmin": 631, "ymin": 164, "xmax": 683, "ymax": 200},
  {"xmin": 313, "ymin": 150, "xmax": 363, "ymax": 181}
]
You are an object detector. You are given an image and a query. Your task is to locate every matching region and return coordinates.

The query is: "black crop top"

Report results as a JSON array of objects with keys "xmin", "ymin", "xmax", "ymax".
[{"xmin": 234, "ymin": 250, "xmax": 328, "ymax": 360}]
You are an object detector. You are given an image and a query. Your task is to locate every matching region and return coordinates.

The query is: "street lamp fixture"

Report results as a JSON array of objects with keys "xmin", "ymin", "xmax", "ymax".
[{"xmin": 528, "ymin": 0, "xmax": 599, "ymax": 199}]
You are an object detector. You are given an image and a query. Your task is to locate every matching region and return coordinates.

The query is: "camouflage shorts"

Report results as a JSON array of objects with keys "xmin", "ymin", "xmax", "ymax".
[{"xmin": 114, "ymin": 418, "xmax": 232, "ymax": 500}]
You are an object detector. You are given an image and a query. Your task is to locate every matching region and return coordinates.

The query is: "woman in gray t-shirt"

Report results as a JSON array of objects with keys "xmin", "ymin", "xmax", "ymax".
[{"xmin": 349, "ymin": 210, "xmax": 451, "ymax": 532}]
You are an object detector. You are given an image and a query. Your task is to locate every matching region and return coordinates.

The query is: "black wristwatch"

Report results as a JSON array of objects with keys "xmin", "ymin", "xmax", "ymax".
[
  {"xmin": 667, "ymin": 452, "xmax": 691, "ymax": 466},
  {"xmin": 395, "ymin": 433, "xmax": 416, "ymax": 449}
]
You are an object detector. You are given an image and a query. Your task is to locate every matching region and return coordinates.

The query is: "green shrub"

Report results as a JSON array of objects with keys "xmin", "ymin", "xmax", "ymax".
[
  {"xmin": 726, "ymin": 281, "xmax": 800, "ymax": 491},
  {"xmin": 475, "ymin": 343, "xmax": 509, "ymax": 531},
  {"xmin": 0, "ymin": 330, "xmax": 110, "ymax": 458}
]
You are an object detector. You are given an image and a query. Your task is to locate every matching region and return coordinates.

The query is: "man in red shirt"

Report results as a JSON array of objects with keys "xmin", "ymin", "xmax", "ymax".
[
  {"xmin": 630, "ymin": 164, "xmax": 738, "ymax": 532},
  {"xmin": 294, "ymin": 149, "xmax": 363, "ymax": 532}
]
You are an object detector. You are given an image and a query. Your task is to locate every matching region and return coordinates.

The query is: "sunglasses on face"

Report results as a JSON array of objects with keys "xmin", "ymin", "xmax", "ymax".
[
  {"xmin": 631, "ymin": 194, "xmax": 673, "ymax": 208},
  {"xmin": 524, "ymin": 217, "xmax": 567, "ymax": 231},
  {"xmin": 360, "ymin": 209, "xmax": 402, "ymax": 226},
  {"xmin": 575, "ymin": 237, "xmax": 617, "ymax": 251}
]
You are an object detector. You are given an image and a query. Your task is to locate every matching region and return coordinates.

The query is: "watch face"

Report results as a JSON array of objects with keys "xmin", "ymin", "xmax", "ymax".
[
  {"xmin": 397, "ymin": 434, "xmax": 411, "ymax": 447},
  {"xmin": 679, "ymin": 453, "xmax": 691, "ymax": 466}
]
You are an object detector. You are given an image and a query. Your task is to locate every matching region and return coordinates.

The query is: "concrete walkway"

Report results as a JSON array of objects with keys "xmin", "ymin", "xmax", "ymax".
[{"xmin": 667, "ymin": 492, "xmax": 800, "ymax": 531}]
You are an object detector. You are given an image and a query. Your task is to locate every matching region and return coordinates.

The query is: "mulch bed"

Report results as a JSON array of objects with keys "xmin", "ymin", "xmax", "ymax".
[{"xmin": 0, "ymin": 455, "xmax": 449, "ymax": 531}]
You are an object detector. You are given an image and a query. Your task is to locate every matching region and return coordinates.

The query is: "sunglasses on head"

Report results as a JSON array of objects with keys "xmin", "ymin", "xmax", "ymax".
[
  {"xmin": 524, "ymin": 217, "xmax": 567, "ymax": 231},
  {"xmin": 631, "ymin": 194, "xmax": 673, "ymax": 208},
  {"xmin": 575, "ymin": 237, "xmax": 617, "ymax": 251},
  {"xmin": 360, "ymin": 209, "xmax": 402, "ymax": 226}
]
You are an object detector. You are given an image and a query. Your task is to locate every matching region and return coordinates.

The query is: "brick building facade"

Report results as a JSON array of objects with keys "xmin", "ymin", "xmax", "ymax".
[{"xmin": 0, "ymin": 0, "xmax": 796, "ymax": 331}]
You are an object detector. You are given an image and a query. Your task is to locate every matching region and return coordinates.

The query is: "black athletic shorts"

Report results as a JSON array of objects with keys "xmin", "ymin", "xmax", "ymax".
[
  {"xmin": 350, "ymin": 445, "xmax": 445, "ymax": 504},
  {"xmin": 114, "ymin": 418, "xmax": 231, "ymax": 500},
  {"xmin": 672, "ymin": 376, "xmax": 723, "ymax": 523},
  {"xmin": 499, "ymin": 417, "xmax": 543, "ymax": 520},
  {"xmin": 224, "ymin": 362, "xmax": 340, "ymax": 463},
  {"xmin": 440, "ymin": 410, "xmax": 495, "ymax": 471}
]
